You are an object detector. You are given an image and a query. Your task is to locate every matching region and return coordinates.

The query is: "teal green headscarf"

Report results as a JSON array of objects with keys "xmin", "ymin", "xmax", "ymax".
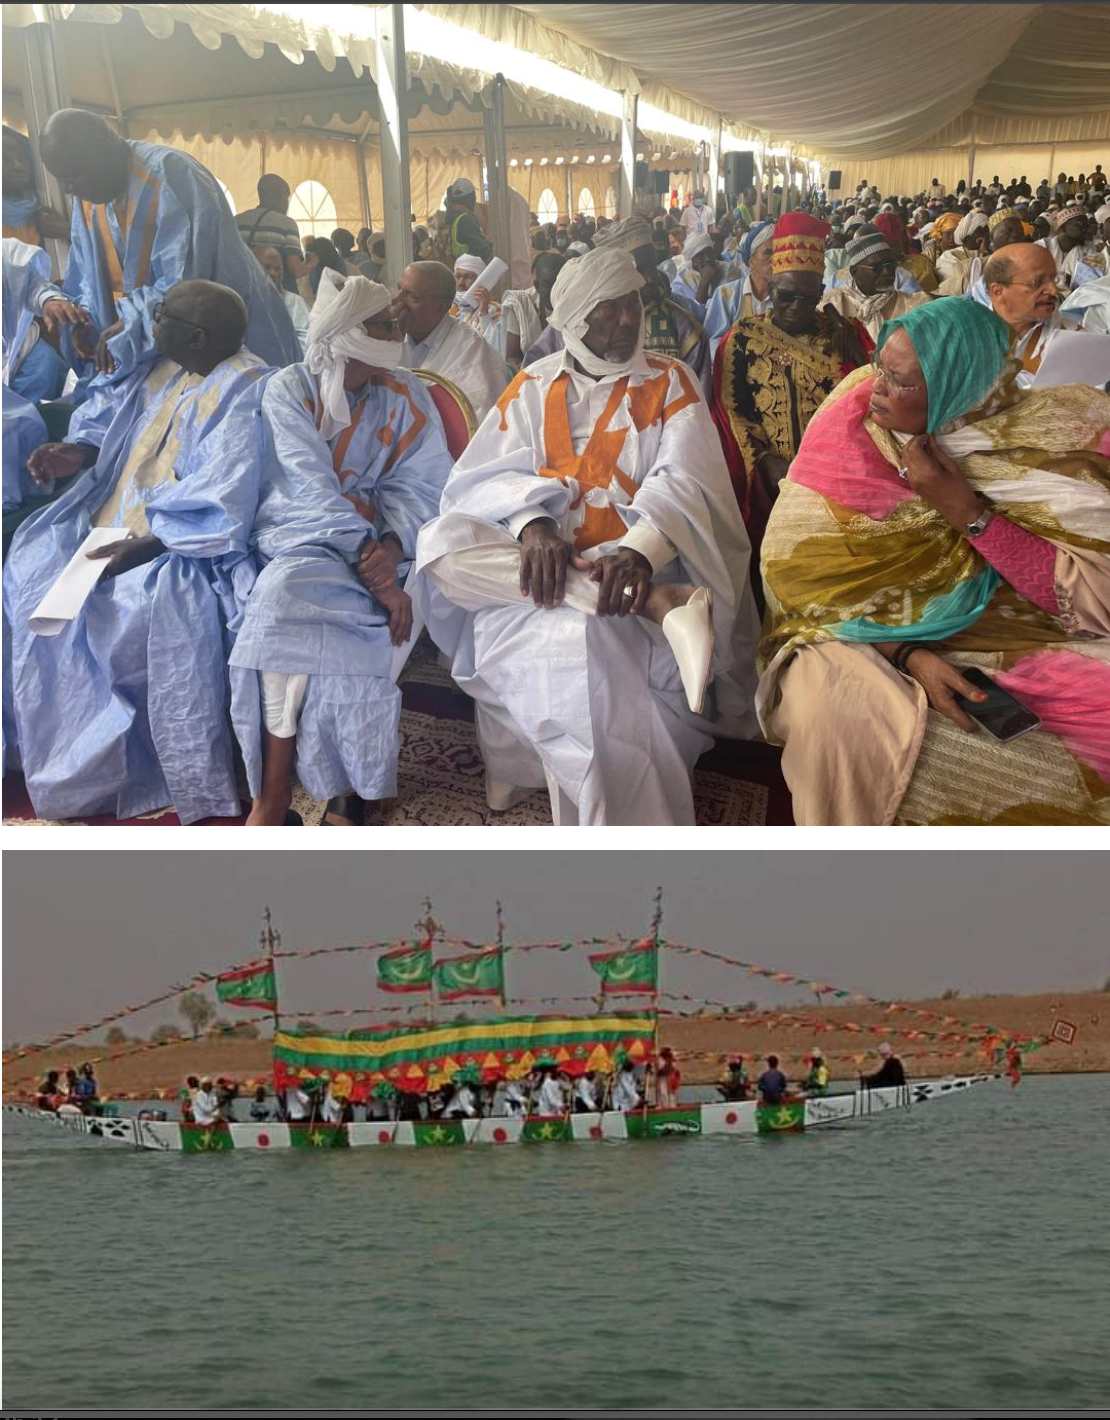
[{"xmin": 877, "ymin": 300, "xmax": 1011, "ymax": 433}]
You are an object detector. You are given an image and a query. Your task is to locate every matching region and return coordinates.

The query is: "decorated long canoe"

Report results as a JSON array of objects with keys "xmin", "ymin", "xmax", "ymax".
[{"xmin": 2, "ymin": 1075, "xmax": 996, "ymax": 1152}]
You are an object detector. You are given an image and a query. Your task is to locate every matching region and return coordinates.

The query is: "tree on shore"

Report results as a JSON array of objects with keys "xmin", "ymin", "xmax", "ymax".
[
  {"xmin": 179, "ymin": 991, "xmax": 215, "ymax": 1039},
  {"xmin": 106, "ymin": 1026, "xmax": 129, "ymax": 1046},
  {"xmin": 150, "ymin": 1023, "xmax": 184, "ymax": 1044}
]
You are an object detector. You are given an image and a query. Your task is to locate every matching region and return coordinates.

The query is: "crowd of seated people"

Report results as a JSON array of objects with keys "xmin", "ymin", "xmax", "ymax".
[{"xmin": 3, "ymin": 108, "xmax": 1108, "ymax": 827}]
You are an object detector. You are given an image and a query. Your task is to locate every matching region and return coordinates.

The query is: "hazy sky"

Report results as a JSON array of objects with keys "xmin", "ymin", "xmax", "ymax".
[{"xmin": 3, "ymin": 851, "xmax": 1105, "ymax": 1042}]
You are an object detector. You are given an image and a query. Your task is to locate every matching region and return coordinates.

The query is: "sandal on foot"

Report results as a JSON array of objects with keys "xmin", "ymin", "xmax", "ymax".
[{"xmin": 321, "ymin": 793, "xmax": 365, "ymax": 826}]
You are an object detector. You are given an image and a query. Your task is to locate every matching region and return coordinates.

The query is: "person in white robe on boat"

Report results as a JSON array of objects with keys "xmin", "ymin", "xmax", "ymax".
[
  {"xmin": 4, "ymin": 281, "xmax": 269, "ymax": 823},
  {"xmin": 451, "ymin": 253, "xmax": 505, "ymax": 358},
  {"xmin": 503, "ymin": 1077, "xmax": 530, "ymax": 1116},
  {"xmin": 444, "ymin": 1068, "xmax": 482, "ymax": 1118},
  {"xmin": 414, "ymin": 245, "xmax": 760, "ymax": 827},
  {"xmin": 283, "ymin": 1081, "xmax": 312, "ymax": 1122},
  {"xmin": 611, "ymin": 1055, "xmax": 642, "ymax": 1112},
  {"xmin": 573, "ymin": 1071, "xmax": 600, "ymax": 1113},
  {"xmin": 535, "ymin": 1062, "xmax": 567, "ymax": 1116},
  {"xmin": 229, "ymin": 270, "xmax": 452, "ymax": 826},
  {"xmin": 192, "ymin": 1079, "xmax": 221, "ymax": 1126},
  {"xmin": 394, "ymin": 260, "xmax": 508, "ymax": 423}
]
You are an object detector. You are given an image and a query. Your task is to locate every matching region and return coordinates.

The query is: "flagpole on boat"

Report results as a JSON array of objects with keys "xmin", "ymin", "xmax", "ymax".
[
  {"xmin": 649, "ymin": 885, "xmax": 664, "ymax": 1111},
  {"xmin": 262, "ymin": 907, "xmax": 282, "ymax": 1115}
]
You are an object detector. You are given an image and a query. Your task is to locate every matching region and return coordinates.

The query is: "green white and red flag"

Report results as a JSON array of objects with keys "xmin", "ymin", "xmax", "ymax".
[
  {"xmin": 377, "ymin": 941, "xmax": 433, "ymax": 993},
  {"xmin": 588, "ymin": 942, "xmax": 658, "ymax": 994},
  {"xmin": 215, "ymin": 961, "xmax": 277, "ymax": 1010}
]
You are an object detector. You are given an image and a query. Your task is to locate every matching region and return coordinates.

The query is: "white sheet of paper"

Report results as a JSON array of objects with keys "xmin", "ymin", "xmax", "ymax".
[
  {"xmin": 1030, "ymin": 331, "xmax": 1110, "ymax": 389},
  {"xmin": 455, "ymin": 256, "xmax": 508, "ymax": 308},
  {"xmin": 29, "ymin": 527, "xmax": 134, "ymax": 636}
]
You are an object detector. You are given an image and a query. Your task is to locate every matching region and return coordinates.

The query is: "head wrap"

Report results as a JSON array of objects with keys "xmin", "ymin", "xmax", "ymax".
[
  {"xmin": 1095, "ymin": 203, "xmax": 1110, "ymax": 225},
  {"xmin": 918, "ymin": 221, "xmax": 935, "ymax": 240},
  {"xmin": 846, "ymin": 232, "xmax": 894, "ymax": 267},
  {"xmin": 931, "ymin": 212, "xmax": 961, "ymax": 238},
  {"xmin": 739, "ymin": 219, "xmax": 774, "ymax": 266},
  {"xmin": 452, "ymin": 253, "xmax": 485, "ymax": 277},
  {"xmin": 592, "ymin": 216, "xmax": 653, "ymax": 254},
  {"xmin": 305, "ymin": 269, "xmax": 402, "ymax": 441},
  {"xmin": 877, "ymin": 300, "xmax": 1011, "ymax": 433},
  {"xmin": 1053, "ymin": 203, "xmax": 1085, "ymax": 228},
  {"xmin": 954, "ymin": 211, "xmax": 988, "ymax": 245},
  {"xmin": 566, "ymin": 241, "xmax": 590, "ymax": 257},
  {"xmin": 682, "ymin": 230, "xmax": 714, "ymax": 261},
  {"xmin": 546, "ymin": 245, "xmax": 645, "ymax": 378},
  {"xmin": 912, "ymin": 206, "xmax": 929, "ymax": 225},
  {"xmin": 879, "ymin": 202, "xmax": 894, "ymax": 213},
  {"xmin": 771, "ymin": 212, "xmax": 829, "ymax": 276},
  {"xmin": 873, "ymin": 212, "xmax": 904, "ymax": 246}
]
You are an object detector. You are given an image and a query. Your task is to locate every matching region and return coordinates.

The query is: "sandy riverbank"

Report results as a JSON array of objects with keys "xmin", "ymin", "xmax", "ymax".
[{"xmin": 4, "ymin": 990, "xmax": 1106, "ymax": 1100}]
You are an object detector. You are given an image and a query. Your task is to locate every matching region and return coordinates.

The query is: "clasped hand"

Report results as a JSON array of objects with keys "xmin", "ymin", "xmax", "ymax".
[{"xmin": 519, "ymin": 521, "xmax": 651, "ymax": 615}]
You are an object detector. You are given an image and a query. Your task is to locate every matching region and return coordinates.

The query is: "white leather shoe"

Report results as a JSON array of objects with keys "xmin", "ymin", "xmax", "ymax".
[{"xmin": 661, "ymin": 587, "xmax": 714, "ymax": 715}]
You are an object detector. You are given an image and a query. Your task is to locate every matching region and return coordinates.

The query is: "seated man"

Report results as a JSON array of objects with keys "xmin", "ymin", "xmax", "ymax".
[
  {"xmin": 230, "ymin": 271, "xmax": 451, "ymax": 826},
  {"xmin": 983, "ymin": 243, "xmax": 1081, "ymax": 387},
  {"xmin": 704, "ymin": 220, "xmax": 774, "ymax": 363},
  {"xmin": 670, "ymin": 230, "xmax": 721, "ymax": 319},
  {"xmin": 935, "ymin": 211, "xmax": 991, "ymax": 294},
  {"xmin": 504, "ymin": 251, "xmax": 564, "ymax": 368},
  {"xmin": 2, "ymin": 236, "xmax": 91, "ymax": 512},
  {"xmin": 252, "ymin": 244, "xmax": 310, "ymax": 355},
  {"xmin": 394, "ymin": 259, "xmax": 507, "ymax": 422},
  {"xmin": 415, "ymin": 246, "xmax": 759, "ymax": 827},
  {"xmin": 40, "ymin": 108, "xmax": 298, "ymax": 381},
  {"xmin": 5, "ymin": 280, "xmax": 268, "ymax": 822},
  {"xmin": 757, "ymin": 1055, "xmax": 788, "ymax": 1105},
  {"xmin": 716, "ymin": 1055, "xmax": 749, "ymax": 1102},
  {"xmin": 451, "ymin": 252, "xmax": 504, "ymax": 358},
  {"xmin": 819, "ymin": 230, "xmax": 929, "ymax": 341},
  {"xmin": 1037, "ymin": 203, "xmax": 1107, "ymax": 289},
  {"xmin": 863, "ymin": 1043, "xmax": 906, "ymax": 1089}
]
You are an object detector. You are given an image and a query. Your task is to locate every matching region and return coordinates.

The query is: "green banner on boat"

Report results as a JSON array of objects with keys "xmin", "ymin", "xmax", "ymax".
[
  {"xmin": 625, "ymin": 1107, "xmax": 702, "ymax": 1139},
  {"xmin": 414, "ymin": 1120, "xmax": 467, "ymax": 1146},
  {"xmin": 522, "ymin": 1117, "xmax": 572, "ymax": 1142},
  {"xmin": 180, "ymin": 1123, "xmax": 234, "ymax": 1153},
  {"xmin": 756, "ymin": 1101, "xmax": 806, "ymax": 1134},
  {"xmin": 289, "ymin": 1123, "xmax": 349, "ymax": 1149}
]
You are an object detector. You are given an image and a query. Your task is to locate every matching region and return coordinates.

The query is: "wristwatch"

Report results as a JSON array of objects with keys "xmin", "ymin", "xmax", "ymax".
[{"xmin": 964, "ymin": 507, "xmax": 996, "ymax": 539}]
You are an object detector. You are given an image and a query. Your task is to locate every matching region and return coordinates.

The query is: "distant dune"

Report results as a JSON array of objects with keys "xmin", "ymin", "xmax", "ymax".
[{"xmin": 3, "ymin": 990, "xmax": 1106, "ymax": 1101}]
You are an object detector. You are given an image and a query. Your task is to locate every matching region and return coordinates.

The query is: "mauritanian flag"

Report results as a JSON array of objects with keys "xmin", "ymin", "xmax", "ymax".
[
  {"xmin": 588, "ymin": 942, "xmax": 658, "ymax": 994},
  {"xmin": 180, "ymin": 1122, "xmax": 234, "ymax": 1153},
  {"xmin": 414, "ymin": 1119, "xmax": 467, "ymax": 1147},
  {"xmin": 289, "ymin": 1122, "xmax": 349, "ymax": 1149},
  {"xmin": 377, "ymin": 941, "xmax": 433, "ymax": 993},
  {"xmin": 215, "ymin": 961, "xmax": 277, "ymax": 1010},
  {"xmin": 433, "ymin": 948, "xmax": 504, "ymax": 1001},
  {"xmin": 756, "ymin": 1101, "xmax": 806, "ymax": 1134},
  {"xmin": 522, "ymin": 1117, "xmax": 571, "ymax": 1142}
]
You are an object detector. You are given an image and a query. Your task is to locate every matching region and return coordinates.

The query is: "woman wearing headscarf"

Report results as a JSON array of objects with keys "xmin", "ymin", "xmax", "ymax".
[
  {"xmin": 922, "ymin": 210, "xmax": 961, "ymax": 265},
  {"xmin": 711, "ymin": 212, "xmax": 871, "ymax": 572},
  {"xmin": 2, "ymin": 125, "xmax": 69, "ymax": 246},
  {"xmin": 704, "ymin": 219, "xmax": 774, "ymax": 361},
  {"xmin": 758, "ymin": 299, "xmax": 1110, "ymax": 825},
  {"xmin": 230, "ymin": 271, "xmax": 453, "ymax": 825}
]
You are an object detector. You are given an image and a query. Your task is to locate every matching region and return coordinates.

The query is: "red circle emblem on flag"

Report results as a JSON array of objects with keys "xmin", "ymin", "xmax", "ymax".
[
  {"xmin": 590, "ymin": 1125, "xmax": 603, "ymax": 1139},
  {"xmin": 258, "ymin": 1133, "xmax": 270, "ymax": 1147},
  {"xmin": 725, "ymin": 1112, "xmax": 738, "ymax": 1125},
  {"xmin": 493, "ymin": 1127, "xmax": 508, "ymax": 1143},
  {"xmin": 378, "ymin": 1130, "xmax": 393, "ymax": 1144}
]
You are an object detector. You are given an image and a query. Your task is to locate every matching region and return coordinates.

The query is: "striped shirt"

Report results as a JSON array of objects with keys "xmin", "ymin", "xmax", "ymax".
[{"xmin": 234, "ymin": 205, "xmax": 303, "ymax": 257}]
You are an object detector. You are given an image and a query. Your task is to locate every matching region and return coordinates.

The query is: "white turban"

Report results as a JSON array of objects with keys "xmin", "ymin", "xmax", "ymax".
[
  {"xmin": 682, "ymin": 230, "xmax": 714, "ymax": 261},
  {"xmin": 566, "ymin": 240, "xmax": 590, "ymax": 257},
  {"xmin": 305, "ymin": 269, "xmax": 402, "ymax": 442},
  {"xmin": 1095, "ymin": 203, "xmax": 1110, "ymax": 225},
  {"xmin": 546, "ymin": 246, "xmax": 645, "ymax": 379},
  {"xmin": 453, "ymin": 253, "xmax": 485, "ymax": 278},
  {"xmin": 954, "ymin": 211, "xmax": 988, "ymax": 246}
]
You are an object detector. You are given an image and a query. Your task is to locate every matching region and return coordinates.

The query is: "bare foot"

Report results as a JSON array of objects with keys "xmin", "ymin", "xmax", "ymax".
[
  {"xmin": 246, "ymin": 797, "xmax": 291, "ymax": 826},
  {"xmin": 641, "ymin": 582, "xmax": 698, "ymax": 626}
]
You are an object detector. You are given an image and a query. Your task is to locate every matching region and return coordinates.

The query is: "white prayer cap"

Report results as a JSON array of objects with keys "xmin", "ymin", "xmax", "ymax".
[
  {"xmin": 682, "ymin": 230, "xmax": 714, "ymax": 260},
  {"xmin": 1053, "ymin": 203, "xmax": 1086, "ymax": 228},
  {"xmin": 453, "ymin": 253, "xmax": 485, "ymax": 277},
  {"xmin": 566, "ymin": 240, "xmax": 590, "ymax": 257},
  {"xmin": 1095, "ymin": 203, "xmax": 1110, "ymax": 224},
  {"xmin": 880, "ymin": 202, "xmax": 894, "ymax": 212},
  {"xmin": 305, "ymin": 269, "xmax": 402, "ymax": 441},
  {"xmin": 954, "ymin": 211, "xmax": 988, "ymax": 244},
  {"xmin": 547, "ymin": 245, "xmax": 645, "ymax": 378}
]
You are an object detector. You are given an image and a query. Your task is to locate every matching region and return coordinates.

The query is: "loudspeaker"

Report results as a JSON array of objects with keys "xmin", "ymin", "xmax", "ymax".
[
  {"xmin": 827, "ymin": 169, "xmax": 843, "ymax": 190},
  {"xmin": 653, "ymin": 168, "xmax": 671, "ymax": 195},
  {"xmin": 635, "ymin": 160, "xmax": 650, "ymax": 189},
  {"xmin": 724, "ymin": 151, "xmax": 755, "ymax": 193}
]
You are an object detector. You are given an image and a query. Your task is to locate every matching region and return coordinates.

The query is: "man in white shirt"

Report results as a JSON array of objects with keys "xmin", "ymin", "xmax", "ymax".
[
  {"xmin": 252, "ymin": 244, "xmax": 310, "ymax": 355},
  {"xmin": 503, "ymin": 1078, "xmax": 530, "ymax": 1116},
  {"xmin": 927, "ymin": 178, "xmax": 946, "ymax": 201},
  {"xmin": 284, "ymin": 1082, "xmax": 312, "ymax": 1122},
  {"xmin": 444, "ymin": 1072, "xmax": 481, "ymax": 1118},
  {"xmin": 192, "ymin": 1079, "xmax": 221, "ymax": 1126},
  {"xmin": 394, "ymin": 260, "xmax": 508, "ymax": 423},
  {"xmin": 611, "ymin": 1058, "xmax": 641, "ymax": 1112},
  {"xmin": 678, "ymin": 194, "xmax": 716, "ymax": 240},
  {"xmin": 573, "ymin": 1071, "xmax": 600, "ymax": 1113},
  {"xmin": 984, "ymin": 243, "xmax": 1082, "ymax": 387},
  {"xmin": 1036, "ymin": 204, "xmax": 1107, "ymax": 289},
  {"xmin": 535, "ymin": 1064, "xmax": 566, "ymax": 1116},
  {"xmin": 414, "ymin": 245, "xmax": 759, "ymax": 826}
]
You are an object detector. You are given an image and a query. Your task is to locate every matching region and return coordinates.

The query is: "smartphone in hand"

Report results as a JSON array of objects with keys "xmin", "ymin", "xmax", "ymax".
[{"xmin": 954, "ymin": 667, "xmax": 1041, "ymax": 742}]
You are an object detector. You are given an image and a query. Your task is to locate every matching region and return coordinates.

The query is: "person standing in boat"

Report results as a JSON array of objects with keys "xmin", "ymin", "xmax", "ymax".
[
  {"xmin": 181, "ymin": 1077, "xmax": 199, "ymax": 1122},
  {"xmin": 803, "ymin": 1050, "xmax": 831, "ymax": 1097},
  {"xmin": 716, "ymin": 1055, "xmax": 750, "ymax": 1101},
  {"xmin": 573, "ymin": 1071, "xmax": 600, "ymax": 1113},
  {"xmin": 36, "ymin": 1070, "xmax": 61, "ymax": 1110},
  {"xmin": 757, "ymin": 1055, "xmax": 789, "ymax": 1105},
  {"xmin": 216, "ymin": 1078, "xmax": 240, "ymax": 1122},
  {"xmin": 192, "ymin": 1079, "xmax": 222, "ymax": 1126},
  {"xmin": 611, "ymin": 1054, "xmax": 642, "ymax": 1112},
  {"xmin": 282, "ymin": 1078, "xmax": 313, "ymax": 1124},
  {"xmin": 653, "ymin": 1047, "xmax": 682, "ymax": 1106},
  {"xmin": 444, "ymin": 1068, "xmax": 482, "ymax": 1119},
  {"xmin": 503, "ymin": 1075, "xmax": 530, "ymax": 1117},
  {"xmin": 249, "ymin": 1087, "xmax": 271, "ymax": 1123},
  {"xmin": 74, "ymin": 1063, "xmax": 99, "ymax": 1115},
  {"xmin": 863, "ymin": 1043, "xmax": 907, "ymax": 1089},
  {"xmin": 535, "ymin": 1062, "xmax": 567, "ymax": 1116}
]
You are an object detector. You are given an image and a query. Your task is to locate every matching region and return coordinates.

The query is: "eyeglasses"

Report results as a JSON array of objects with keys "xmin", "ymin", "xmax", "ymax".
[
  {"xmin": 772, "ymin": 287, "xmax": 821, "ymax": 306},
  {"xmin": 1006, "ymin": 275, "xmax": 1058, "ymax": 295},
  {"xmin": 152, "ymin": 302, "xmax": 209, "ymax": 334},
  {"xmin": 869, "ymin": 355, "xmax": 924, "ymax": 395},
  {"xmin": 856, "ymin": 260, "xmax": 898, "ymax": 274}
]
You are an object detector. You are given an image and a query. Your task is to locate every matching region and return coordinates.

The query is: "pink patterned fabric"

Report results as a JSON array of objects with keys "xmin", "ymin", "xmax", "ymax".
[
  {"xmin": 787, "ymin": 377, "xmax": 916, "ymax": 520},
  {"xmin": 996, "ymin": 650, "xmax": 1110, "ymax": 781},
  {"xmin": 972, "ymin": 516, "xmax": 1059, "ymax": 616}
]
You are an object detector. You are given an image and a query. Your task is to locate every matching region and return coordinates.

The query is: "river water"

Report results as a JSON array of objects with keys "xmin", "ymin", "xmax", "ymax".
[{"xmin": 3, "ymin": 1074, "xmax": 1108, "ymax": 1411}]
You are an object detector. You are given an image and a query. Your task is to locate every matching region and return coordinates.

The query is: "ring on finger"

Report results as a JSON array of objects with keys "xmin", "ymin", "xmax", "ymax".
[{"xmin": 622, "ymin": 584, "xmax": 636, "ymax": 598}]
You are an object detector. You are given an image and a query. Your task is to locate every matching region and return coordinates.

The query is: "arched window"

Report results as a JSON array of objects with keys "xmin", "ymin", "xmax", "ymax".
[
  {"xmin": 289, "ymin": 180, "xmax": 337, "ymax": 243},
  {"xmin": 537, "ymin": 187, "xmax": 559, "ymax": 225},
  {"xmin": 577, "ymin": 187, "xmax": 595, "ymax": 219},
  {"xmin": 604, "ymin": 185, "xmax": 617, "ymax": 218}
]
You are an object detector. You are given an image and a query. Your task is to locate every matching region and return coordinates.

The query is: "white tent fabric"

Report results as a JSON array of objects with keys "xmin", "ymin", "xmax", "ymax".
[{"xmin": 507, "ymin": 2, "xmax": 1110, "ymax": 158}]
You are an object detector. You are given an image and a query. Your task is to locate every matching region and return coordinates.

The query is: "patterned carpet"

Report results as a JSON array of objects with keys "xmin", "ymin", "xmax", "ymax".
[{"xmin": 3, "ymin": 639, "xmax": 793, "ymax": 827}]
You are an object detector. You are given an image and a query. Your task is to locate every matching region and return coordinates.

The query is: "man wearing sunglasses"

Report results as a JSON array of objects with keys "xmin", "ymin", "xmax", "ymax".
[
  {"xmin": 819, "ymin": 231, "xmax": 930, "ymax": 340},
  {"xmin": 5, "ymin": 280, "xmax": 270, "ymax": 823}
]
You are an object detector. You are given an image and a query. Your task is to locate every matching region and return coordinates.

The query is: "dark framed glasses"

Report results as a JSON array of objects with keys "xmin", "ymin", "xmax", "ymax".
[{"xmin": 152, "ymin": 301, "xmax": 209, "ymax": 334}]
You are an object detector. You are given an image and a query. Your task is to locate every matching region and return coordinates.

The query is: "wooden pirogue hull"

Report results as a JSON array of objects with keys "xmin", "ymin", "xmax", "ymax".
[{"xmin": 3, "ymin": 1076, "xmax": 996, "ymax": 1152}]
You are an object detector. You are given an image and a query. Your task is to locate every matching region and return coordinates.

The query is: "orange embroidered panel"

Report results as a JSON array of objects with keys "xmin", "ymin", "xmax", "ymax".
[
  {"xmin": 537, "ymin": 372, "xmax": 639, "ymax": 551},
  {"xmin": 495, "ymin": 369, "xmax": 537, "ymax": 431}
]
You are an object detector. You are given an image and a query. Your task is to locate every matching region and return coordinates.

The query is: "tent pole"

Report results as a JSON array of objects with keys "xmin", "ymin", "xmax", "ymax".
[
  {"xmin": 968, "ymin": 143, "xmax": 976, "ymax": 193},
  {"xmin": 565, "ymin": 163, "xmax": 572, "ymax": 225},
  {"xmin": 356, "ymin": 142, "xmax": 372, "ymax": 231},
  {"xmin": 707, "ymin": 121, "xmax": 721, "ymax": 215},
  {"xmin": 18, "ymin": 14, "xmax": 71, "ymax": 278},
  {"xmin": 619, "ymin": 89, "xmax": 638, "ymax": 219},
  {"xmin": 376, "ymin": 3, "xmax": 413, "ymax": 290},
  {"xmin": 482, "ymin": 74, "xmax": 512, "ymax": 274}
]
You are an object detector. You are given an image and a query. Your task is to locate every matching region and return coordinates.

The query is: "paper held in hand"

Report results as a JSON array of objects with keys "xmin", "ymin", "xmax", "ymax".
[
  {"xmin": 29, "ymin": 527, "xmax": 134, "ymax": 636},
  {"xmin": 1030, "ymin": 331, "xmax": 1110, "ymax": 389},
  {"xmin": 455, "ymin": 256, "xmax": 508, "ymax": 308}
]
